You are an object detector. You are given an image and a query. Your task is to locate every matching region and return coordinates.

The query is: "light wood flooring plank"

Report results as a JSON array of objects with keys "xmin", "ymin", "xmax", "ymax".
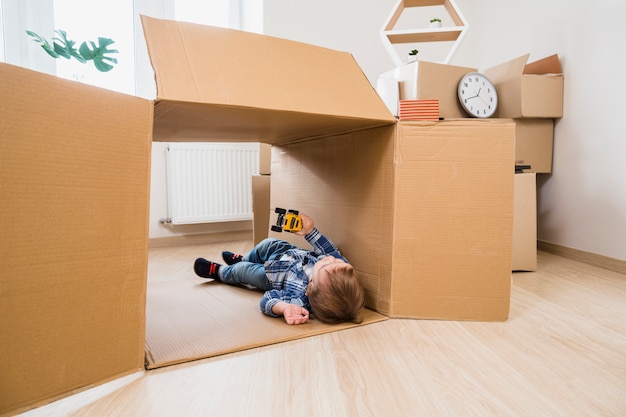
[{"xmin": 16, "ymin": 248, "xmax": 626, "ymax": 417}]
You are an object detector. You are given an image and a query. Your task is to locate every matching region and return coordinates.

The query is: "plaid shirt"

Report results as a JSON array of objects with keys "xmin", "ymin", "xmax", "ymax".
[{"xmin": 260, "ymin": 228, "xmax": 347, "ymax": 317}]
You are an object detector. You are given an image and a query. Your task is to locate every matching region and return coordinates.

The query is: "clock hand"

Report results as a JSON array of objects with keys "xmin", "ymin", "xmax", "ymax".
[{"xmin": 467, "ymin": 88, "xmax": 482, "ymax": 100}]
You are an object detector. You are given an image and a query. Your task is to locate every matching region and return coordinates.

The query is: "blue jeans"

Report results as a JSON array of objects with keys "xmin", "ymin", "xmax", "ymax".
[{"xmin": 220, "ymin": 238, "xmax": 298, "ymax": 290}]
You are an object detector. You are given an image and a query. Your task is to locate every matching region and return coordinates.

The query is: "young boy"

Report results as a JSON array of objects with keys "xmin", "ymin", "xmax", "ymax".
[{"xmin": 194, "ymin": 214, "xmax": 365, "ymax": 325}]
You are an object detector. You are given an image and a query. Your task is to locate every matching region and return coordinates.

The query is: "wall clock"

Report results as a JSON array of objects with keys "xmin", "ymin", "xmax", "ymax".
[{"xmin": 457, "ymin": 72, "xmax": 498, "ymax": 118}]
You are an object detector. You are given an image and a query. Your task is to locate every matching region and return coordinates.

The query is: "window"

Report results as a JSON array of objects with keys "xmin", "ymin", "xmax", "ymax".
[
  {"xmin": 53, "ymin": 0, "xmax": 135, "ymax": 94},
  {"xmin": 0, "ymin": 0, "xmax": 259, "ymax": 96}
]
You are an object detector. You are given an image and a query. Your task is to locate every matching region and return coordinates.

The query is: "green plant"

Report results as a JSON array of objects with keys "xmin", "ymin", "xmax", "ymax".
[
  {"xmin": 26, "ymin": 29, "xmax": 118, "ymax": 72},
  {"xmin": 430, "ymin": 18, "xmax": 442, "ymax": 23},
  {"xmin": 409, "ymin": 49, "xmax": 419, "ymax": 56}
]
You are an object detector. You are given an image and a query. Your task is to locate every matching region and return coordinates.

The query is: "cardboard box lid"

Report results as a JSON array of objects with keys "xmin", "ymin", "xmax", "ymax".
[
  {"xmin": 523, "ymin": 53, "xmax": 562, "ymax": 75},
  {"xmin": 141, "ymin": 15, "xmax": 395, "ymax": 144}
]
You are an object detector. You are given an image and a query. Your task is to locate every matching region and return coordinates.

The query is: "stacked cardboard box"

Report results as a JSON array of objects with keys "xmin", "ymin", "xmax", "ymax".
[
  {"xmin": 1, "ymin": 16, "xmax": 515, "ymax": 415},
  {"xmin": 378, "ymin": 54, "xmax": 564, "ymax": 271},
  {"xmin": 486, "ymin": 53, "xmax": 563, "ymax": 271}
]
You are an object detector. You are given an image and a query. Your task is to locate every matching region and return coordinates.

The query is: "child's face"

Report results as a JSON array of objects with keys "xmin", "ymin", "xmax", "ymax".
[{"xmin": 307, "ymin": 256, "xmax": 347, "ymax": 295}]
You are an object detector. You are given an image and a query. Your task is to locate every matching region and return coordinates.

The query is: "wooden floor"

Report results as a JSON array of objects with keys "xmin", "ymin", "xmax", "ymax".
[{"xmin": 17, "ymin": 243, "xmax": 626, "ymax": 417}]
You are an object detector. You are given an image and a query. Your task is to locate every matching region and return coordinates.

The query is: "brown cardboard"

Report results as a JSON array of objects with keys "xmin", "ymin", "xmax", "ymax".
[
  {"xmin": 145, "ymin": 278, "xmax": 387, "ymax": 369},
  {"xmin": 0, "ymin": 63, "xmax": 152, "ymax": 415},
  {"xmin": 486, "ymin": 54, "xmax": 563, "ymax": 118},
  {"xmin": 270, "ymin": 120, "xmax": 515, "ymax": 321},
  {"xmin": 379, "ymin": 60, "xmax": 476, "ymax": 118},
  {"xmin": 514, "ymin": 119, "xmax": 554, "ymax": 173},
  {"xmin": 252, "ymin": 175, "xmax": 271, "ymax": 245},
  {"xmin": 512, "ymin": 173, "xmax": 537, "ymax": 271},
  {"xmin": 140, "ymin": 15, "xmax": 395, "ymax": 144},
  {"xmin": 2, "ymin": 16, "xmax": 518, "ymax": 413},
  {"xmin": 259, "ymin": 143, "xmax": 272, "ymax": 175}
]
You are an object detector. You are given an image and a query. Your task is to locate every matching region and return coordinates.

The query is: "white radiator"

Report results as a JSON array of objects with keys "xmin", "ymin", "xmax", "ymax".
[{"xmin": 165, "ymin": 142, "xmax": 259, "ymax": 225}]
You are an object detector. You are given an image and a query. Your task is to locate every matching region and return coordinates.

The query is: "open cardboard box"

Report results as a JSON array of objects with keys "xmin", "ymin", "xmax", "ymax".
[
  {"xmin": 486, "ymin": 53, "xmax": 563, "ymax": 118},
  {"xmin": 0, "ymin": 16, "xmax": 514, "ymax": 415}
]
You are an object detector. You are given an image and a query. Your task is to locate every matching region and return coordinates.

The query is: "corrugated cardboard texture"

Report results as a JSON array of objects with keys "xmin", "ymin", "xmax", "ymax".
[
  {"xmin": 270, "ymin": 121, "xmax": 514, "ymax": 321},
  {"xmin": 141, "ymin": 15, "xmax": 395, "ymax": 144},
  {"xmin": 269, "ymin": 126, "xmax": 397, "ymax": 315},
  {"xmin": 252, "ymin": 175, "xmax": 271, "ymax": 245},
  {"xmin": 513, "ymin": 173, "xmax": 538, "ymax": 271},
  {"xmin": 417, "ymin": 61, "xmax": 475, "ymax": 118},
  {"xmin": 391, "ymin": 121, "xmax": 514, "ymax": 320},
  {"xmin": 514, "ymin": 119, "xmax": 554, "ymax": 173},
  {"xmin": 144, "ymin": 278, "xmax": 387, "ymax": 369},
  {"xmin": 0, "ymin": 63, "xmax": 153, "ymax": 416}
]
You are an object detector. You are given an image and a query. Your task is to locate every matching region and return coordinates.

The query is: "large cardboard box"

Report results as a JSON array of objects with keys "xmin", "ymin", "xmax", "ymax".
[
  {"xmin": 486, "ymin": 54, "xmax": 563, "ymax": 118},
  {"xmin": 0, "ymin": 63, "xmax": 153, "ymax": 415},
  {"xmin": 142, "ymin": 16, "xmax": 513, "ymax": 318},
  {"xmin": 512, "ymin": 173, "xmax": 537, "ymax": 271},
  {"xmin": 269, "ymin": 120, "xmax": 515, "ymax": 320},
  {"xmin": 1, "ymin": 16, "xmax": 515, "ymax": 414},
  {"xmin": 514, "ymin": 119, "xmax": 554, "ymax": 173},
  {"xmin": 378, "ymin": 60, "xmax": 476, "ymax": 119}
]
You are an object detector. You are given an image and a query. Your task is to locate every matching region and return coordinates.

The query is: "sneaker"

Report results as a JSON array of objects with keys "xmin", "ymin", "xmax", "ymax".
[
  {"xmin": 194, "ymin": 258, "xmax": 221, "ymax": 280},
  {"xmin": 222, "ymin": 251, "xmax": 244, "ymax": 265}
]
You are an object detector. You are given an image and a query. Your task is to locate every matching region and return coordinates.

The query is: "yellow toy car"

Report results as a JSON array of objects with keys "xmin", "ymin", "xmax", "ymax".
[{"xmin": 271, "ymin": 208, "xmax": 302, "ymax": 233}]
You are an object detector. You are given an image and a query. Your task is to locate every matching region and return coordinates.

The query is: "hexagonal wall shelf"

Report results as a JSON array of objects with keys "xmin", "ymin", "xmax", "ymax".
[{"xmin": 381, "ymin": 0, "xmax": 468, "ymax": 66}]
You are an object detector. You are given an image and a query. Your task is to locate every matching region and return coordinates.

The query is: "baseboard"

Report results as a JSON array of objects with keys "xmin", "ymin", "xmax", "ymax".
[
  {"xmin": 538, "ymin": 240, "xmax": 626, "ymax": 275},
  {"xmin": 149, "ymin": 230, "xmax": 253, "ymax": 248}
]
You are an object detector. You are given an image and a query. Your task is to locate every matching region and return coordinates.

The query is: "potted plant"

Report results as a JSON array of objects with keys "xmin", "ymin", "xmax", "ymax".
[
  {"xmin": 408, "ymin": 49, "xmax": 419, "ymax": 63},
  {"xmin": 429, "ymin": 18, "xmax": 442, "ymax": 28}
]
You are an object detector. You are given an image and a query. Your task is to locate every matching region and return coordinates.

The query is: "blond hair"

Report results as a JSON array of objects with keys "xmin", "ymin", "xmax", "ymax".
[{"xmin": 308, "ymin": 264, "xmax": 365, "ymax": 324}]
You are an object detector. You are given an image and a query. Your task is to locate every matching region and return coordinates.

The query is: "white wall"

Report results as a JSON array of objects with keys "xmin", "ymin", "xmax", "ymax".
[{"xmin": 264, "ymin": 0, "xmax": 626, "ymax": 261}]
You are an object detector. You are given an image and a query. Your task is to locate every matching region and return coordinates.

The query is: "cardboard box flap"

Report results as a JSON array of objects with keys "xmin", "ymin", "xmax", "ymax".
[
  {"xmin": 484, "ymin": 53, "xmax": 530, "ymax": 84},
  {"xmin": 485, "ymin": 53, "xmax": 563, "ymax": 118},
  {"xmin": 1, "ymin": 62, "xmax": 151, "ymax": 415},
  {"xmin": 141, "ymin": 15, "xmax": 395, "ymax": 144},
  {"xmin": 523, "ymin": 53, "xmax": 562, "ymax": 75}
]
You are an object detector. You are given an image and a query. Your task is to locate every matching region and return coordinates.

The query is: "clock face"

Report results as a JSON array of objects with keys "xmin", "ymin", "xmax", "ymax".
[{"xmin": 458, "ymin": 72, "xmax": 498, "ymax": 118}]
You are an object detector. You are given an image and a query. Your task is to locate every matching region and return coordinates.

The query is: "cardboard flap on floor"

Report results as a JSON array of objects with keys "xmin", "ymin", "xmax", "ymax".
[
  {"xmin": 145, "ymin": 278, "xmax": 388, "ymax": 369},
  {"xmin": 485, "ymin": 53, "xmax": 563, "ymax": 118},
  {"xmin": 141, "ymin": 15, "xmax": 395, "ymax": 144}
]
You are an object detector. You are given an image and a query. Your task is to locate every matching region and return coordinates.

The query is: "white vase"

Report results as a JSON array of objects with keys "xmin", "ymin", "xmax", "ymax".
[
  {"xmin": 408, "ymin": 55, "xmax": 417, "ymax": 63},
  {"xmin": 429, "ymin": 21, "xmax": 442, "ymax": 28}
]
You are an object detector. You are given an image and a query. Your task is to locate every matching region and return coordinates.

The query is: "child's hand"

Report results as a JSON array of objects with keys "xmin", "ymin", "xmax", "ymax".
[
  {"xmin": 274, "ymin": 302, "xmax": 310, "ymax": 325},
  {"xmin": 295, "ymin": 213, "xmax": 314, "ymax": 236}
]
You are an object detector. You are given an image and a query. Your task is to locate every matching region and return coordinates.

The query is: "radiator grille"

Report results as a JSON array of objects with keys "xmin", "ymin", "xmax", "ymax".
[{"xmin": 165, "ymin": 143, "xmax": 259, "ymax": 224}]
